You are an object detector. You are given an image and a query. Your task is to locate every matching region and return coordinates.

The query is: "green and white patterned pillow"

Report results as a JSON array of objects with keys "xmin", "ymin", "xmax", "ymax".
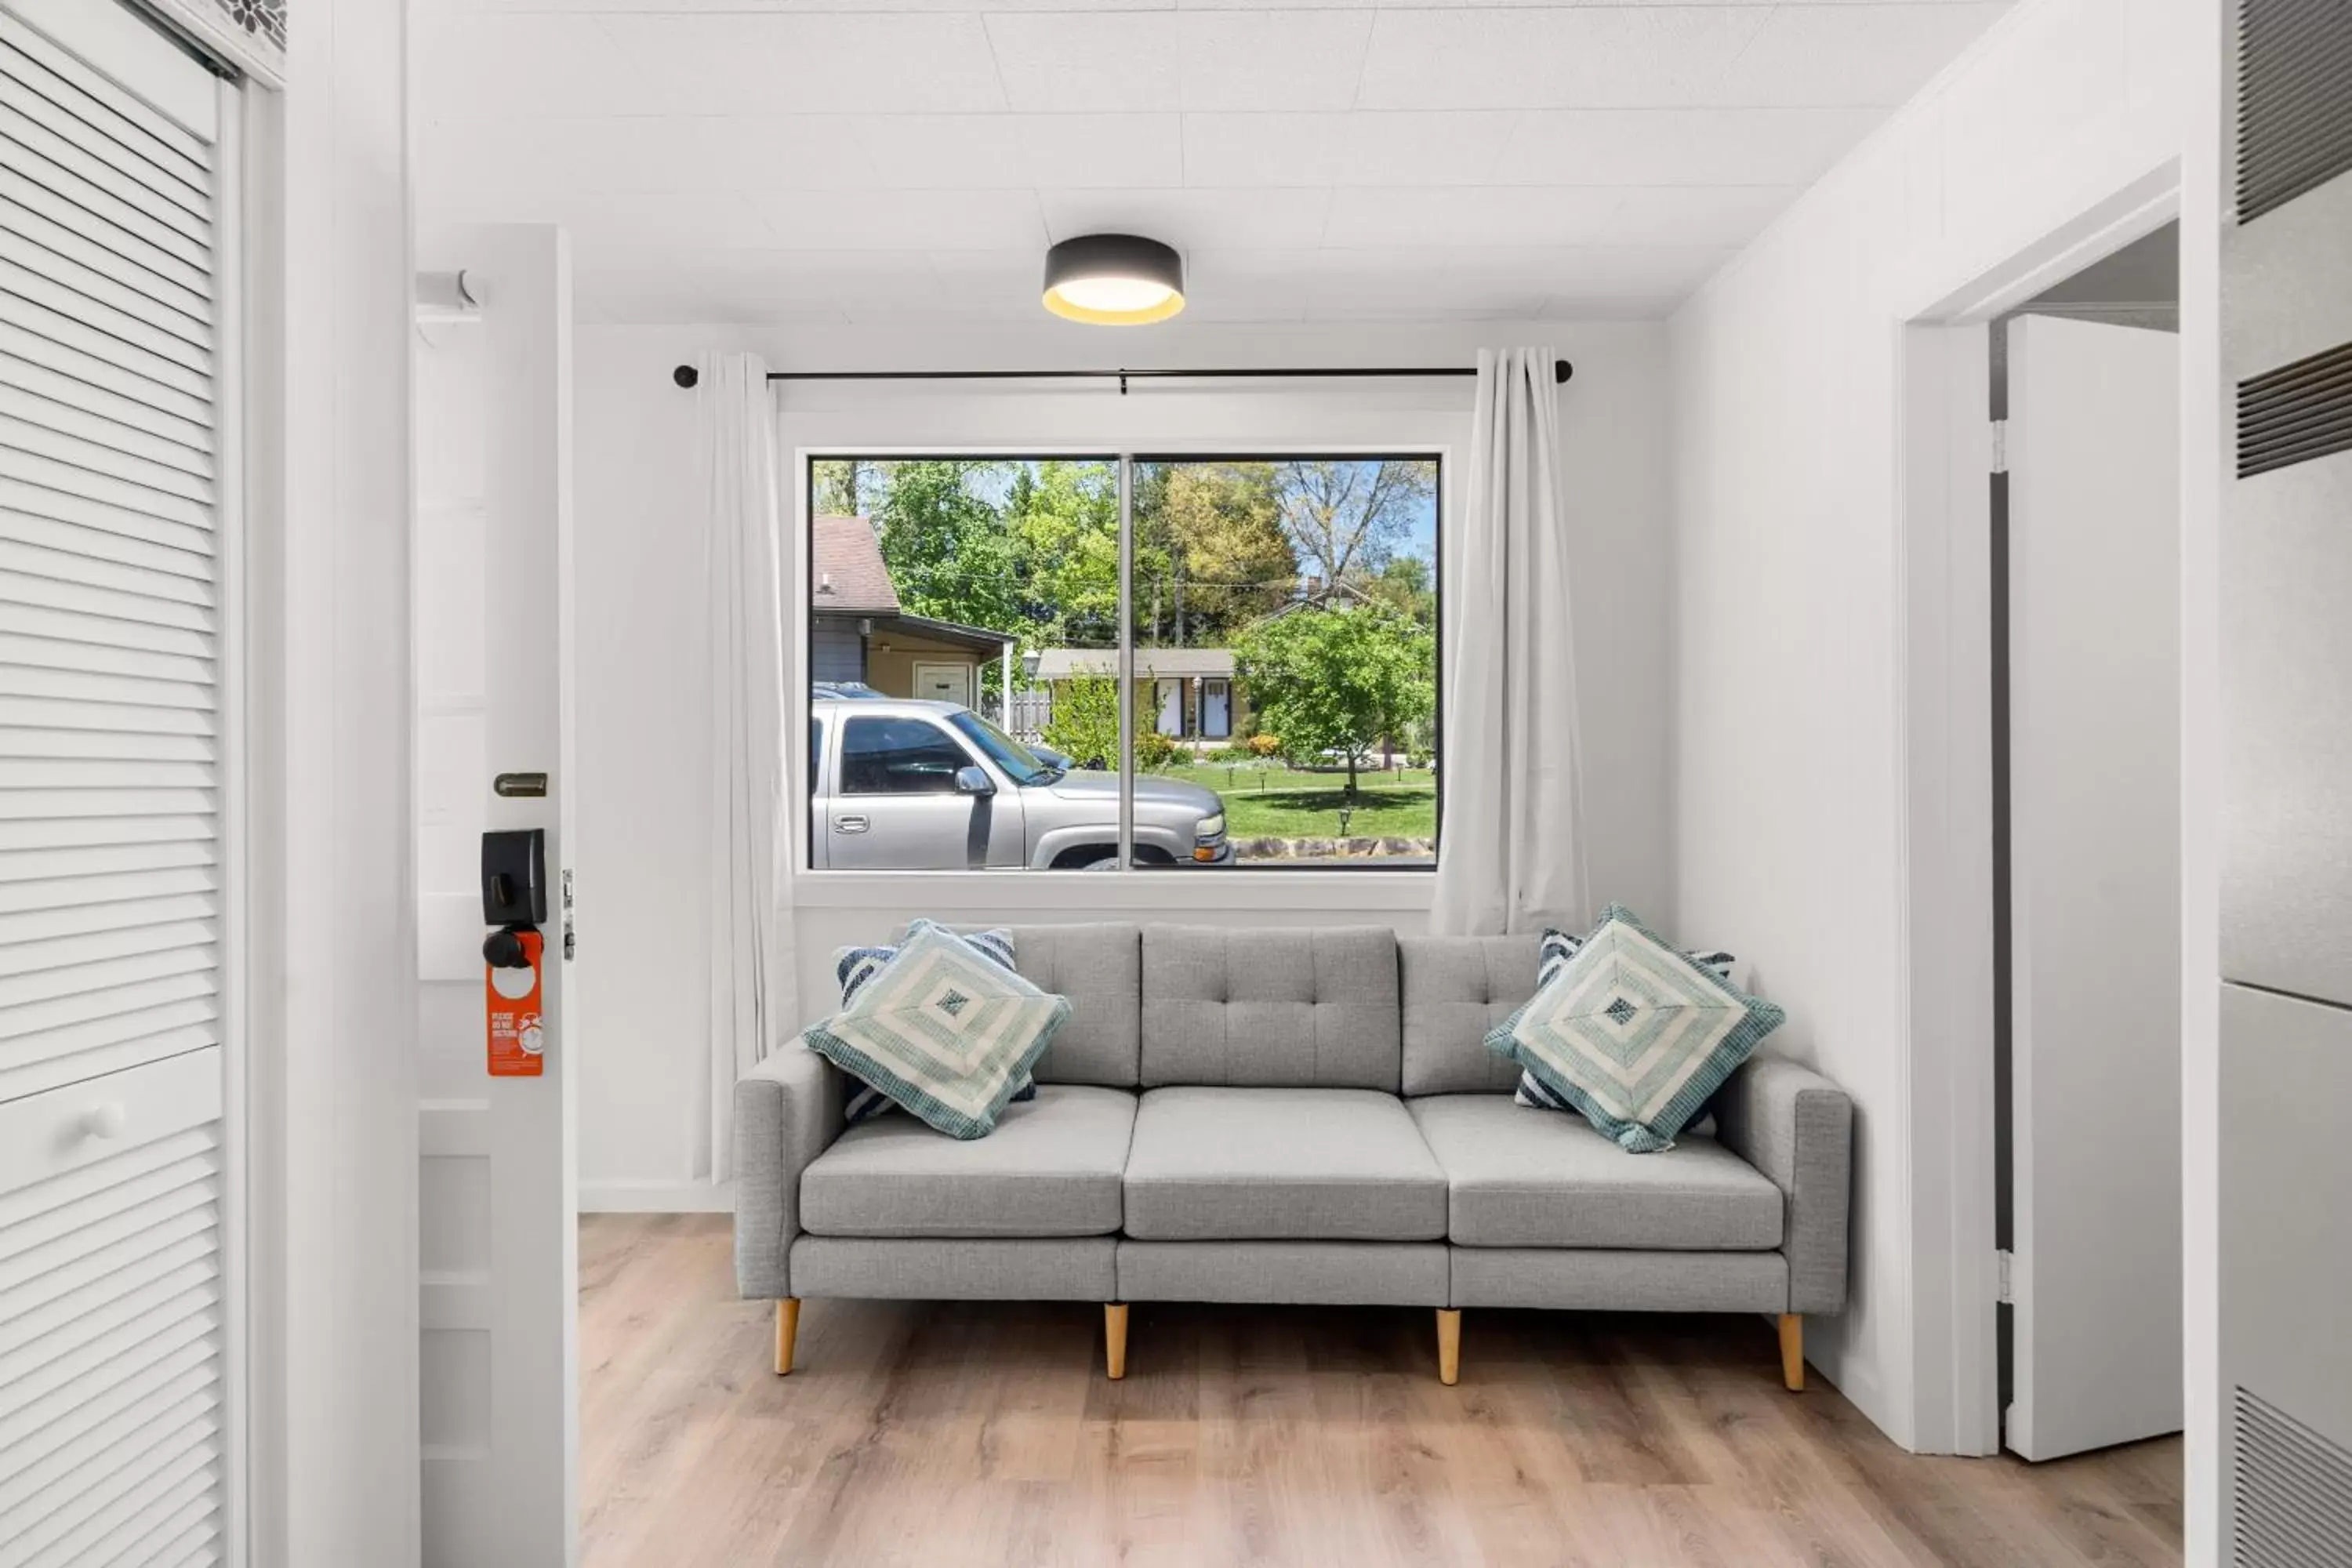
[
  {"xmin": 1484, "ymin": 904, "xmax": 1784, "ymax": 1153},
  {"xmin": 803, "ymin": 921, "xmax": 1071, "ymax": 1140}
]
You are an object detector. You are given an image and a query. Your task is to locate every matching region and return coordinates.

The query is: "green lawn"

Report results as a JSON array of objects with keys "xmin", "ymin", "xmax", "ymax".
[{"xmin": 1162, "ymin": 762, "xmax": 1436, "ymax": 843}]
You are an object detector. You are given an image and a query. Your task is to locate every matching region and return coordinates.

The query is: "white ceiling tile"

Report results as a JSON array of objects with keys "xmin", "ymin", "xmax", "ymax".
[
  {"xmin": 598, "ymin": 13, "xmax": 1007, "ymax": 115},
  {"xmin": 421, "ymin": 116, "xmax": 881, "ymax": 202},
  {"xmin": 1324, "ymin": 186, "xmax": 1615, "ymax": 249},
  {"xmin": 1709, "ymin": 4, "xmax": 2015, "ymax": 107},
  {"xmin": 1175, "ymin": 11, "xmax": 1375, "ymax": 113},
  {"xmin": 982, "ymin": 13, "xmax": 1182, "ymax": 112},
  {"xmin": 1181, "ymin": 111, "xmax": 1521, "ymax": 188},
  {"xmin": 925, "ymin": 250, "xmax": 1050, "ymax": 320},
  {"xmin": 416, "ymin": 13, "xmax": 660, "ymax": 119},
  {"xmin": 1325, "ymin": 183, "xmax": 1793, "ymax": 252},
  {"xmin": 1040, "ymin": 187, "xmax": 1334, "ymax": 249},
  {"xmin": 1181, "ymin": 248, "xmax": 1321, "ymax": 318},
  {"xmin": 848, "ymin": 115, "xmax": 1028, "ymax": 190},
  {"xmin": 1354, "ymin": 9, "xmax": 1771, "ymax": 111},
  {"xmin": 757, "ymin": 188, "xmax": 1049, "ymax": 249},
  {"xmin": 1011, "ymin": 114, "xmax": 1185, "ymax": 189},
  {"xmin": 1488, "ymin": 107, "xmax": 1886, "ymax": 187},
  {"xmin": 1330, "ymin": 111, "xmax": 1522, "ymax": 186},
  {"xmin": 1181, "ymin": 114, "xmax": 1346, "ymax": 188}
]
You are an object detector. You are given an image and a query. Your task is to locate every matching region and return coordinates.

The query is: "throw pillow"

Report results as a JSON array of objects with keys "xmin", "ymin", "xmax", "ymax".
[
  {"xmin": 1486, "ymin": 904, "xmax": 1784, "ymax": 1152},
  {"xmin": 804, "ymin": 921, "xmax": 1071, "ymax": 1140},
  {"xmin": 1514, "ymin": 927, "xmax": 1734, "ymax": 1112},
  {"xmin": 833, "ymin": 922, "xmax": 1032, "ymax": 1124}
]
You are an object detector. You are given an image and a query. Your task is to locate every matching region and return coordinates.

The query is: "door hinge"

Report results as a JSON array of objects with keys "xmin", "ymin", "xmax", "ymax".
[
  {"xmin": 1990, "ymin": 419, "xmax": 2009, "ymax": 475},
  {"xmin": 1995, "ymin": 1247, "xmax": 2014, "ymax": 1305},
  {"xmin": 561, "ymin": 868, "xmax": 575, "ymax": 961}
]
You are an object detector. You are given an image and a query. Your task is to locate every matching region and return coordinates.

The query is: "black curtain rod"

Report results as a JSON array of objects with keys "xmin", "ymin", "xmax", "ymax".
[{"xmin": 668, "ymin": 361, "xmax": 1571, "ymax": 393}]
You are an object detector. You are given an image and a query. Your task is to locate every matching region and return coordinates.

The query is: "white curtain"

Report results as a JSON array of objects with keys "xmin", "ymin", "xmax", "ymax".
[
  {"xmin": 1430, "ymin": 347, "xmax": 1591, "ymax": 935},
  {"xmin": 695, "ymin": 352, "xmax": 797, "ymax": 1183}
]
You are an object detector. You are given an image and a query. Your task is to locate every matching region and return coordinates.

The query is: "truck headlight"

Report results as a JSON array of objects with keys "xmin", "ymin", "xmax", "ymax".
[{"xmin": 1196, "ymin": 811, "xmax": 1225, "ymax": 840}]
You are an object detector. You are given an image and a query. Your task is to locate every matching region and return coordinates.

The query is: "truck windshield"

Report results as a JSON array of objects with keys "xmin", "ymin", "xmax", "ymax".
[{"xmin": 946, "ymin": 710, "xmax": 1058, "ymax": 786}]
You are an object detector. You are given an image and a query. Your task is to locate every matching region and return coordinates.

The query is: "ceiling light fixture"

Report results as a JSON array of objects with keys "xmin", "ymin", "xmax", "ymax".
[{"xmin": 1042, "ymin": 234, "xmax": 1185, "ymax": 325}]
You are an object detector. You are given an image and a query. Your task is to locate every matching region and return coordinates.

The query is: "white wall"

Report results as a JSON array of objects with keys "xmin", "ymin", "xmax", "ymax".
[
  {"xmin": 1664, "ymin": 0, "xmax": 2189, "ymax": 1450},
  {"xmin": 570, "ymin": 319, "xmax": 1672, "ymax": 1209}
]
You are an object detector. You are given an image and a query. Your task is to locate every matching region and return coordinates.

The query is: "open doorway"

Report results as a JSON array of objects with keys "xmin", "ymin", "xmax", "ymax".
[{"xmin": 1989, "ymin": 223, "xmax": 2184, "ymax": 1461}]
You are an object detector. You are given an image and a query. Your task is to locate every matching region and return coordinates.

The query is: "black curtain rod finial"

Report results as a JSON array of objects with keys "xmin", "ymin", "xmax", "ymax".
[{"xmin": 667, "ymin": 360, "xmax": 1568, "ymax": 388}]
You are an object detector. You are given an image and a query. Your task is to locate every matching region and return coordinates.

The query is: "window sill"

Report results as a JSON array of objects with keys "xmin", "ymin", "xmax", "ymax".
[{"xmin": 790, "ymin": 868, "xmax": 1438, "ymax": 914}]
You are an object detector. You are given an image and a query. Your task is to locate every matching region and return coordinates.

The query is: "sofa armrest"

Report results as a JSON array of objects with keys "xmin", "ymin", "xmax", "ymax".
[
  {"xmin": 1714, "ymin": 1054, "xmax": 1853, "ymax": 1316},
  {"xmin": 732, "ymin": 1045, "xmax": 845, "ymax": 1300}
]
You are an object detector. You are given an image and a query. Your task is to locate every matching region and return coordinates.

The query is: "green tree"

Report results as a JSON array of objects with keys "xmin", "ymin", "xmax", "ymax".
[
  {"xmin": 1365, "ymin": 554, "xmax": 1436, "ymax": 626},
  {"xmin": 1005, "ymin": 461, "xmax": 1121, "ymax": 648},
  {"xmin": 1232, "ymin": 604, "xmax": 1435, "ymax": 797},
  {"xmin": 869, "ymin": 460, "xmax": 1026, "ymax": 635},
  {"xmin": 1133, "ymin": 462, "xmax": 1296, "ymax": 646},
  {"xmin": 1273, "ymin": 459, "xmax": 1436, "ymax": 602}
]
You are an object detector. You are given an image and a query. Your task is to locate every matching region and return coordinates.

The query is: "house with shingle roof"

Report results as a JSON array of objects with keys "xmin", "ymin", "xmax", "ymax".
[{"xmin": 809, "ymin": 514, "xmax": 1014, "ymax": 709}]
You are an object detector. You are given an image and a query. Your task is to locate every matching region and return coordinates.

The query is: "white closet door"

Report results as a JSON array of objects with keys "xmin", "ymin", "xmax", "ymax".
[{"xmin": 0, "ymin": 3, "xmax": 234, "ymax": 1563}]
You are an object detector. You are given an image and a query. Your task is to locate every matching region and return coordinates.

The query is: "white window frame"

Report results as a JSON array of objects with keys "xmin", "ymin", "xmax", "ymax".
[{"xmin": 785, "ymin": 440, "xmax": 1452, "ymax": 916}]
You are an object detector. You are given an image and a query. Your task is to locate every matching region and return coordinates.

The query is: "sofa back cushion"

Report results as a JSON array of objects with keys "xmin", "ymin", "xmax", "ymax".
[
  {"xmin": 918, "ymin": 923, "xmax": 1141, "ymax": 1086},
  {"xmin": 1399, "ymin": 934, "xmax": 1542, "ymax": 1095},
  {"xmin": 1141, "ymin": 924, "xmax": 1402, "ymax": 1091}
]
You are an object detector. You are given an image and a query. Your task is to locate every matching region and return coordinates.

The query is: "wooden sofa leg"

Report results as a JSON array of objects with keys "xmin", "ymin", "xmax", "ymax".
[
  {"xmin": 1105, "ymin": 1304, "xmax": 1129, "ymax": 1381},
  {"xmin": 1777, "ymin": 1313, "xmax": 1804, "ymax": 1392},
  {"xmin": 775, "ymin": 1298, "xmax": 800, "ymax": 1377},
  {"xmin": 1437, "ymin": 1308, "xmax": 1461, "ymax": 1386}
]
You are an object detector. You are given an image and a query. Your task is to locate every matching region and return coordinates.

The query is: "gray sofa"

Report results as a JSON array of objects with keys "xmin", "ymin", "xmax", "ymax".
[{"xmin": 734, "ymin": 924, "xmax": 1853, "ymax": 1388}]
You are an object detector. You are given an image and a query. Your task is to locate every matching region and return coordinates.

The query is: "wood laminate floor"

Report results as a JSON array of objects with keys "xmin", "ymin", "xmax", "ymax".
[{"xmin": 581, "ymin": 1214, "xmax": 2183, "ymax": 1568}]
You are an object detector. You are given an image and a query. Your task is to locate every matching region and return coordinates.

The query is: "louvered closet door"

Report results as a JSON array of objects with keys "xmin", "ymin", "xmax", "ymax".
[{"xmin": 0, "ymin": 5, "xmax": 234, "ymax": 1564}]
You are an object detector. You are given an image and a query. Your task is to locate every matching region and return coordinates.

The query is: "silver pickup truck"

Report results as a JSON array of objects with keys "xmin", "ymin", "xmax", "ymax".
[{"xmin": 808, "ymin": 697, "xmax": 1232, "ymax": 870}]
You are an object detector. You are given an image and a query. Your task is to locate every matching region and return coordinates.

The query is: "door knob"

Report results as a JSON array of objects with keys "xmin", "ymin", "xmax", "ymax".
[{"xmin": 82, "ymin": 1102, "xmax": 127, "ymax": 1140}]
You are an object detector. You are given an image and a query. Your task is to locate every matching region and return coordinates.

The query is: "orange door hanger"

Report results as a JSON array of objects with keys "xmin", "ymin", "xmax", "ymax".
[{"xmin": 487, "ymin": 927, "xmax": 546, "ymax": 1077}]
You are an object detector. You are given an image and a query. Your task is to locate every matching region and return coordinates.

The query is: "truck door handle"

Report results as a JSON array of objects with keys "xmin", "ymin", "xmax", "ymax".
[{"xmin": 833, "ymin": 815, "xmax": 869, "ymax": 833}]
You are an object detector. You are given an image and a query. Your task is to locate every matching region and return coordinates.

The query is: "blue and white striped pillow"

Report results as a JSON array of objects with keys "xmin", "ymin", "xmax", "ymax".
[
  {"xmin": 833, "ymin": 921, "xmax": 1031, "ymax": 1123},
  {"xmin": 1513, "ymin": 926, "xmax": 1737, "ymax": 1113}
]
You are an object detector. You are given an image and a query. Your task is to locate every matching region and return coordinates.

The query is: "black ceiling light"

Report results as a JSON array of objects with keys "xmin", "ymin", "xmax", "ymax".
[{"xmin": 1041, "ymin": 234, "xmax": 1185, "ymax": 325}]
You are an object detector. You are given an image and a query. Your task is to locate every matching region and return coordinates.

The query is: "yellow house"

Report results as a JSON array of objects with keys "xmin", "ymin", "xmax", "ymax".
[{"xmin": 809, "ymin": 514, "xmax": 1013, "ymax": 708}]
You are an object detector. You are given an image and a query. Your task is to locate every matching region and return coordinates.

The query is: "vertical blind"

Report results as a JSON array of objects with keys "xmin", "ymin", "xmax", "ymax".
[{"xmin": 0, "ymin": 8, "xmax": 228, "ymax": 1564}]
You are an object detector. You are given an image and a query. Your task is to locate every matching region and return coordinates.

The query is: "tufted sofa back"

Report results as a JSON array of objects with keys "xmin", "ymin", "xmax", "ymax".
[
  {"xmin": 1139, "ymin": 924, "xmax": 1403, "ymax": 1091},
  {"xmin": 1396, "ymin": 934, "xmax": 1544, "ymax": 1095}
]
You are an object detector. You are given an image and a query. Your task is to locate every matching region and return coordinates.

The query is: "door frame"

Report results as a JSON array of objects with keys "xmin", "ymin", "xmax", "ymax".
[{"xmin": 1893, "ymin": 162, "xmax": 2183, "ymax": 1457}]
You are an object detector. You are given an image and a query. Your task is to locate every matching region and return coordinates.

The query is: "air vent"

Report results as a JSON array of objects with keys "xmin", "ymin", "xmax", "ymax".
[
  {"xmin": 2233, "ymin": 1387, "xmax": 2352, "ymax": 1566},
  {"xmin": 2238, "ymin": 0, "xmax": 2352, "ymax": 222},
  {"xmin": 2238, "ymin": 341, "xmax": 2352, "ymax": 476}
]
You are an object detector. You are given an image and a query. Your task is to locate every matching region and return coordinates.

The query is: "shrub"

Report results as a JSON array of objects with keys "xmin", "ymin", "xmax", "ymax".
[
  {"xmin": 1247, "ymin": 733, "xmax": 1282, "ymax": 758},
  {"xmin": 1207, "ymin": 744, "xmax": 1255, "ymax": 764},
  {"xmin": 1135, "ymin": 728, "xmax": 1178, "ymax": 771}
]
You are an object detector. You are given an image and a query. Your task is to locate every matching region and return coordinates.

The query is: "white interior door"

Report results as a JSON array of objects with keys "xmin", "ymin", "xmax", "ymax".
[
  {"xmin": 0, "ymin": 7, "xmax": 241, "ymax": 1559},
  {"xmin": 412, "ymin": 226, "xmax": 577, "ymax": 1566},
  {"xmin": 2005, "ymin": 314, "xmax": 2182, "ymax": 1461}
]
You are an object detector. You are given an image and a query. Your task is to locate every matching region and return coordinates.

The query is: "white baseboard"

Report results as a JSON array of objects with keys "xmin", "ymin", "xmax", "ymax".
[{"xmin": 579, "ymin": 1179, "xmax": 733, "ymax": 1214}]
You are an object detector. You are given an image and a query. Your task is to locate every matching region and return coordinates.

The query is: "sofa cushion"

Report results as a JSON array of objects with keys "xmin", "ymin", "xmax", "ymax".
[
  {"xmin": 803, "ymin": 922, "xmax": 1070, "ymax": 1140},
  {"xmin": 1121, "ymin": 1087, "xmax": 1446, "ymax": 1241},
  {"xmin": 800, "ymin": 1084, "xmax": 1137, "ymax": 1239},
  {"xmin": 1399, "ymin": 935, "xmax": 1541, "ymax": 1096},
  {"xmin": 925, "ymin": 922, "xmax": 1141, "ymax": 1087},
  {"xmin": 1141, "ymin": 924, "xmax": 1401, "ymax": 1090},
  {"xmin": 840, "ymin": 921, "xmax": 1031, "ymax": 1123},
  {"xmin": 1408, "ymin": 1094, "xmax": 1783, "ymax": 1250},
  {"xmin": 1485, "ymin": 904, "xmax": 1784, "ymax": 1153}
]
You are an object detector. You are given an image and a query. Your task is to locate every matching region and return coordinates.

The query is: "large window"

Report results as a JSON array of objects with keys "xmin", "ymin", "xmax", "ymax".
[{"xmin": 805, "ymin": 455, "xmax": 1439, "ymax": 873}]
